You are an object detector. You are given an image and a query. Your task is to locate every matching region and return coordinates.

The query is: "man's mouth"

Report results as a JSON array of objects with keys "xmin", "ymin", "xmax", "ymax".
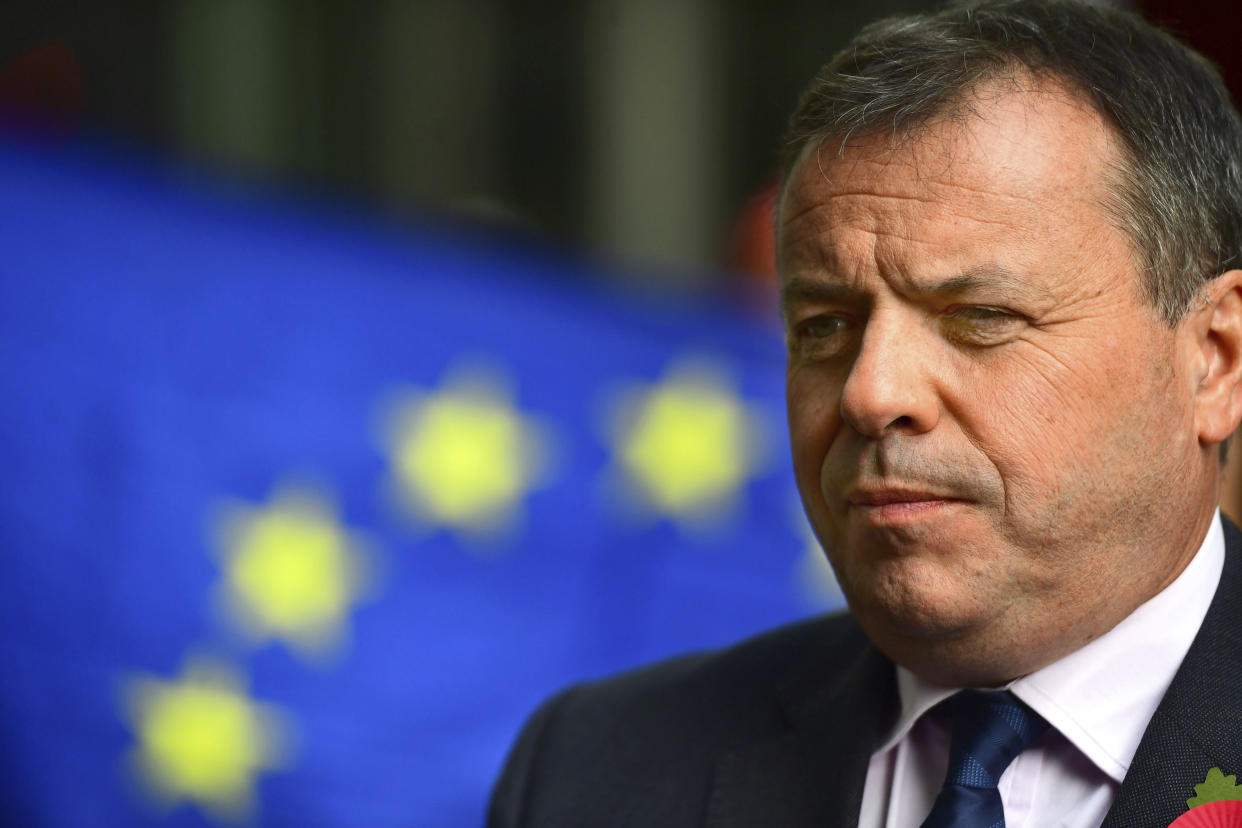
[{"xmin": 845, "ymin": 488, "xmax": 966, "ymax": 523}]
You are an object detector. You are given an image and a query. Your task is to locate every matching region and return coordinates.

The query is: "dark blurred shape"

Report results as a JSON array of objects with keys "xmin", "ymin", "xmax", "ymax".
[
  {"xmin": 0, "ymin": 1, "xmax": 945, "ymax": 284},
  {"xmin": 1136, "ymin": 1, "xmax": 1242, "ymax": 527},
  {"xmin": 1140, "ymin": 0, "xmax": 1242, "ymax": 106},
  {"xmin": 0, "ymin": 39, "xmax": 83, "ymax": 141}
]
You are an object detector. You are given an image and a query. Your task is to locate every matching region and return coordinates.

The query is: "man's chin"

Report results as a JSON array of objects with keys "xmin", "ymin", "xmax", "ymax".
[
  {"xmin": 841, "ymin": 565, "xmax": 1005, "ymax": 651},
  {"xmin": 853, "ymin": 596, "xmax": 987, "ymax": 643},
  {"xmin": 846, "ymin": 585, "xmax": 1039, "ymax": 686}
]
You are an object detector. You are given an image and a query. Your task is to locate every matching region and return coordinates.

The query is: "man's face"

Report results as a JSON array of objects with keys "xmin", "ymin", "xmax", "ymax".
[{"xmin": 779, "ymin": 84, "xmax": 1216, "ymax": 685}]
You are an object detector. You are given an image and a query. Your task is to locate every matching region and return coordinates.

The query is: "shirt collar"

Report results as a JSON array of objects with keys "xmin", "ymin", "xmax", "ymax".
[{"xmin": 876, "ymin": 512, "xmax": 1225, "ymax": 782}]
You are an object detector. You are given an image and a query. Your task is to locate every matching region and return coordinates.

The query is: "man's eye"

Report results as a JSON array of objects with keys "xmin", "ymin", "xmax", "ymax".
[
  {"xmin": 799, "ymin": 316, "xmax": 847, "ymax": 338},
  {"xmin": 948, "ymin": 306, "xmax": 1011, "ymax": 321},
  {"xmin": 790, "ymin": 315, "xmax": 852, "ymax": 358},
  {"xmin": 941, "ymin": 305, "xmax": 1022, "ymax": 345}
]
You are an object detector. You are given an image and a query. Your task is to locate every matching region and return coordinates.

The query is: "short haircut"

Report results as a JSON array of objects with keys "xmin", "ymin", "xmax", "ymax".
[{"xmin": 781, "ymin": 0, "xmax": 1242, "ymax": 324}]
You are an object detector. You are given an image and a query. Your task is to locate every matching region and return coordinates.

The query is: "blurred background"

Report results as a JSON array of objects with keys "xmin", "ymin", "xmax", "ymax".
[{"xmin": 1, "ymin": 1, "xmax": 1239, "ymax": 825}]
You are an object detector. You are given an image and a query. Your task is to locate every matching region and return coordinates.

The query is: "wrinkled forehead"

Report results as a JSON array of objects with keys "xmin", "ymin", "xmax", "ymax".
[{"xmin": 778, "ymin": 79, "xmax": 1121, "ymax": 246}]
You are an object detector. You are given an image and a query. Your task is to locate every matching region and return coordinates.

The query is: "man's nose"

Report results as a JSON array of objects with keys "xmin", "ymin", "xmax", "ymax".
[{"xmin": 839, "ymin": 317, "xmax": 940, "ymax": 438}]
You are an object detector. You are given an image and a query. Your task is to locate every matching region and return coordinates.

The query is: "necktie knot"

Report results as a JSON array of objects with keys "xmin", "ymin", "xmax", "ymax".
[{"xmin": 920, "ymin": 690, "xmax": 1050, "ymax": 828}]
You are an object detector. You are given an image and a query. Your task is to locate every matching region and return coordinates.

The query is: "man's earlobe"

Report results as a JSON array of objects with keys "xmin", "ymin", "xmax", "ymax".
[{"xmin": 1193, "ymin": 269, "xmax": 1242, "ymax": 447}]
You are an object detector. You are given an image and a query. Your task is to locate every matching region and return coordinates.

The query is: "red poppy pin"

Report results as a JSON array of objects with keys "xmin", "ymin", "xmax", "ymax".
[{"xmin": 1167, "ymin": 768, "xmax": 1242, "ymax": 827}]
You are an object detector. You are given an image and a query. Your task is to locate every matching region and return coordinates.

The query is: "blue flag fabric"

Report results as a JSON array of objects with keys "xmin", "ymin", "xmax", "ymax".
[{"xmin": 0, "ymin": 141, "xmax": 845, "ymax": 827}]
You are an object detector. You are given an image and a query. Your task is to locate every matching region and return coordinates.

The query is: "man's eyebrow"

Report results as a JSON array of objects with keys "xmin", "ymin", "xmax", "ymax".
[
  {"xmin": 779, "ymin": 277, "xmax": 860, "ymax": 308},
  {"xmin": 780, "ymin": 264, "xmax": 1046, "ymax": 308},
  {"xmin": 936, "ymin": 264, "xmax": 1039, "ymax": 298}
]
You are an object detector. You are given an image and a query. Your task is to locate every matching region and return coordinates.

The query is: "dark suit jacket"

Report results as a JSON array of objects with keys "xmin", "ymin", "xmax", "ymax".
[{"xmin": 490, "ymin": 520, "xmax": 1242, "ymax": 827}]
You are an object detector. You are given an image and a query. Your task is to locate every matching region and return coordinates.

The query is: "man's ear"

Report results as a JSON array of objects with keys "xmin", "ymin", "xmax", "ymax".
[{"xmin": 1192, "ymin": 269, "xmax": 1242, "ymax": 447}]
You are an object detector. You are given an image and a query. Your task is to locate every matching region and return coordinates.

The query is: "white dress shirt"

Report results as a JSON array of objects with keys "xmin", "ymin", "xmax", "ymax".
[{"xmin": 858, "ymin": 512, "xmax": 1226, "ymax": 827}]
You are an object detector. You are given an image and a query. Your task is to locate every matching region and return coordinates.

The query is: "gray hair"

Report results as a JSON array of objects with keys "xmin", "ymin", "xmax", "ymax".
[{"xmin": 781, "ymin": 0, "xmax": 1242, "ymax": 324}]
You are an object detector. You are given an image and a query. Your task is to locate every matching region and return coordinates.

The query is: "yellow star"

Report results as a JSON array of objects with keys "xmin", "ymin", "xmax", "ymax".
[
  {"xmin": 608, "ymin": 359, "xmax": 767, "ymax": 524},
  {"xmin": 379, "ymin": 366, "xmax": 551, "ymax": 541},
  {"xmin": 213, "ymin": 486, "xmax": 371, "ymax": 660},
  {"xmin": 122, "ymin": 657, "xmax": 290, "ymax": 821}
]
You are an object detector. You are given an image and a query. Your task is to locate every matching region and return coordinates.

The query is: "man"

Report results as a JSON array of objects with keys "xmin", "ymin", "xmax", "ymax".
[{"xmin": 490, "ymin": 1, "xmax": 1242, "ymax": 825}]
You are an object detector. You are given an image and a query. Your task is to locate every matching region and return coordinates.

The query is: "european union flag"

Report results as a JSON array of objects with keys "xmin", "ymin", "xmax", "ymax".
[{"xmin": 0, "ymin": 140, "xmax": 844, "ymax": 826}]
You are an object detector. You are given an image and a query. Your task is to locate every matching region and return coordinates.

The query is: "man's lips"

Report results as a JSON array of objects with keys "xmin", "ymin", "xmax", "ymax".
[
  {"xmin": 846, "ymin": 489, "xmax": 963, "ymax": 506},
  {"xmin": 845, "ymin": 488, "xmax": 968, "ymax": 523}
]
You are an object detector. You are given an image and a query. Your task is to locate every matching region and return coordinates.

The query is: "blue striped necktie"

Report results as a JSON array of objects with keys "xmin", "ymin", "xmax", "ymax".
[{"xmin": 920, "ymin": 690, "xmax": 1050, "ymax": 828}]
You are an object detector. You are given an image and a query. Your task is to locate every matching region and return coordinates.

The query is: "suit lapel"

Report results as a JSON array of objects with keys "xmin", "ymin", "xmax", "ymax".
[
  {"xmin": 1102, "ymin": 517, "xmax": 1242, "ymax": 827},
  {"xmin": 704, "ymin": 635, "xmax": 897, "ymax": 828}
]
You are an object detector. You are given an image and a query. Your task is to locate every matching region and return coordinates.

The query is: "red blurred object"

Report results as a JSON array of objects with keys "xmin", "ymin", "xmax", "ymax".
[
  {"xmin": 0, "ymin": 39, "xmax": 84, "ymax": 140},
  {"xmin": 1167, "ymin": 800, "xmax": 1242, "ymax": 828},
  {"xmin": 729, "ymin": 179, "xmax": 780, "ymax": 288}
]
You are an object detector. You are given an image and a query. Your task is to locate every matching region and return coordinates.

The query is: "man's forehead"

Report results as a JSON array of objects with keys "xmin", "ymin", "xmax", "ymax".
[
  {"xmin": 778, "ymin": 78, "xmax": 1119, "ymax": 227},
  {"xmin": 773, "ymin": 80, "xmax": 1154, "ymax": 321}
]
